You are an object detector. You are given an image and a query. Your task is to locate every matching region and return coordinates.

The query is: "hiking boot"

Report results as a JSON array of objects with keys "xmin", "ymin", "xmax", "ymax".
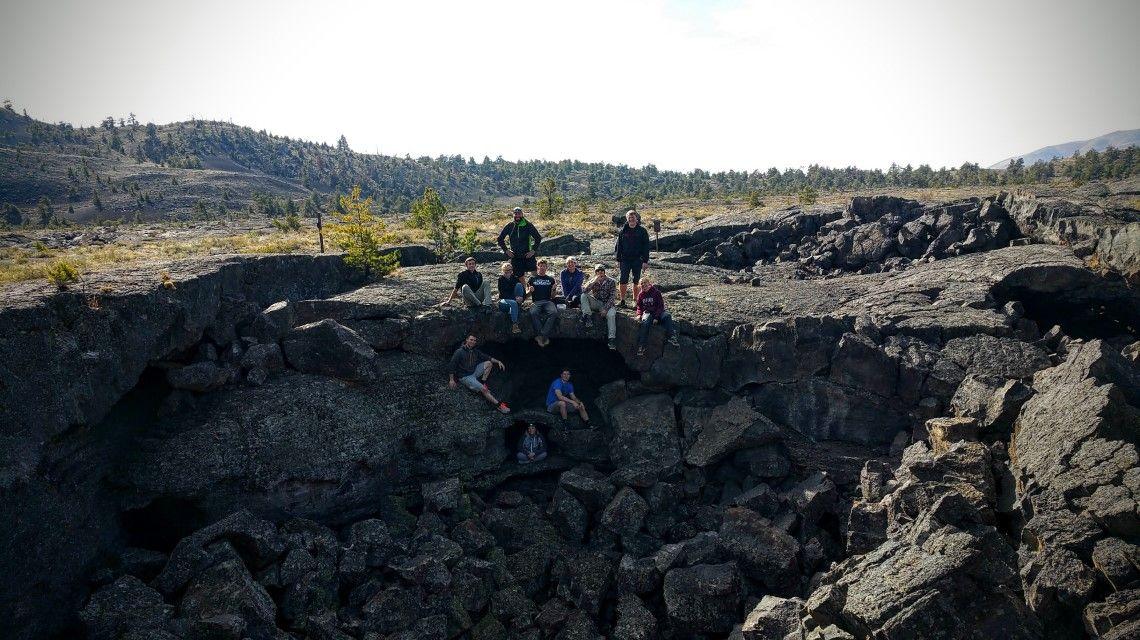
[
  {"xmin": 497, "ymin": 402, "xmax": 511, "ymax": 414},
  {"xmin": 636, "ymin": 345, "xmax": 646, "ymax": 356},
  {"xmin": 607, "ymin": 338, "xmax": 616, "ymax": 350},
  {"xmin": 511, "ymin": 323, "xmax": 522, "ymax": 334}
]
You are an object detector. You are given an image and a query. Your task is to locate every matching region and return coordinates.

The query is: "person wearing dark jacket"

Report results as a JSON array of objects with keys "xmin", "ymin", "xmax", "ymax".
[
  {"xmin": 496, "ymin": 262, "xmax": 526, "ymax": 334},
  {"xmin": 614, "ymin": 209, "xmax": 650, "ymax": 306},
  {"xmin": 497, "ymin": 207, "xmax": 542, "ymax": 283},
  {"xmin": 635, "ymin": 275, "xmax": 678, "ymax": 356},
  {"xmin": 516, "ymin": 423, "xmax": 548, "ymax": 464},
  {"xmin": 557, "ymin": 257, "xmax": 585, "ymax": 308},
  {"xmin": 448, "ymin": 335, "xmax": 511, "ymax": 413}
]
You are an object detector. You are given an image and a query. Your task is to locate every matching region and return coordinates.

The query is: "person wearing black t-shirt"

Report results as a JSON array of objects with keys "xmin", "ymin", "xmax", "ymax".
[
  {"xmin": 438, "ymin": 257, "xmax": 492, "ymax": 309},
  {"xmin": 527, "ymin": 259, "xmax": 558, "ymax": 346}
]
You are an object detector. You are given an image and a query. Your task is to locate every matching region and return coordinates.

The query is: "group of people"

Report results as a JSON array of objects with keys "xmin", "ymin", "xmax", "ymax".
[{"xmin": 443, "ymin": 207, "xmax": 679, "ymax": 462}]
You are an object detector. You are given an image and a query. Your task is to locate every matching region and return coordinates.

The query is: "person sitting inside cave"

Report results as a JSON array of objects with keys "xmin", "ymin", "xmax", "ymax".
[
  {"xmin": 448, "ymin": 335, "xmax": 510, "ymax": 414},
  {"xmin": 546, "ymin": 368, "xmax": 590, "ymax": 425},
  {"xmin": 516, "ymin": 422, "xmax": 548, "ymax": 464},
  {"xmin": 439, "ymin": 257, "xmax": 493, "ymax": 309},
  {"xmin": 496, "ymin": 261, "xmax": 526, "ymax": 334},
  {"xmin": 635, "ymin": 274, "xmax": 679, "ymax": 356},
  {"xmin": 527, "ymin": 259, "xmax": 558, "ymax": 347}
]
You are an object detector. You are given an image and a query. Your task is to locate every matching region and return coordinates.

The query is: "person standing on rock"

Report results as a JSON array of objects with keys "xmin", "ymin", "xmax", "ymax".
[
  {"xmin": 516, "ymin": 423, "xmax": 548, "ymax": 464},
  {"xmin": 558, "ymin": 257, "xmax": 585, "ymax": 308},
  {"xmin": 615, "ymin": 209, "xmax": 650, "ymax": 307},
  {"xmin": 581, "ymin": 263, "xmax": 618, "ymax": 349},
  {"xmin": 496, "ymin": 262, "xmax": 526, "ymax": 334},
  {"xmin": 439, "ymin": 257, "xmax": 493, "ymax": 309},
  {"xmin": 527, "ymin": 259, "xmax": 558, "ymax": 347},
  {"xmin": 546, "ymin": 368, "xmax": 590, "ymax": 425},
  {"xmin": 498, "ymin": 206, "xmax": 542, "ymax": 283},
  {"xmin": 635, "ymin": 274, "xmax": 679, "ymax": 356},
  {"xmin": 448, "ymin": 335, "xmax": 510, "ymax": 413}
]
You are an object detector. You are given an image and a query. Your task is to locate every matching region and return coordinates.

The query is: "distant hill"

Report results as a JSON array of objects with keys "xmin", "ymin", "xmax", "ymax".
[
  {"xmin": 1, "ymin": 104, "xmax": 1138, "ymax": 225},
  {"xmin": 990, "ymin": 129, "xmax": 1140, "ymax": 169}
]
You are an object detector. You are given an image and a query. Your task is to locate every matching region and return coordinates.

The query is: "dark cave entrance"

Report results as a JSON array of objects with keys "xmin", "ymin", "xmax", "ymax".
[
  {"xmin": 504, "ymin": 418, "xmax": 552, "ymax": 457},
  {"xmin": 120, "ymin": 496, "xmax": 211, "ymax": 553},
  {"xmin": 477, "ymin": 338, "xmax": 636, "ymax": 412},
  {"xmin": 994, "ymin": 284, "xmax": 1140, "ymax": 343}
]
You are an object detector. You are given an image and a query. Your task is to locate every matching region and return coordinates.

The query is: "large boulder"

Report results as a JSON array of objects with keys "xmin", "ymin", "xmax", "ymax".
[
  {"xmin": 608, "ymin": 394, "xmax": 681, "ymax": 471},
  {"xmin": 282, "ymin": 318, "xmax": 377, "ymax": 381},
  {"xmin": 718, "ymin": 507, "xmax": 800, "ymax": 591},
  {"xmin": 662, "ymin": 562, "xmax": 743, "ymax": 633},
  {"xmin": 682, "ymin": 396, "xmax": 781, "ymax": 467},
  {"xmin": 80, "ymin": 576, "xmax": 172, "ymax": 640}
]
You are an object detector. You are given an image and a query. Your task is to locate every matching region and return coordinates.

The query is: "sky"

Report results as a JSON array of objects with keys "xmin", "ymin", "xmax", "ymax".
[{"xmin": 1, "ymin": 0, "xmax": 1138, "ymax": 172}]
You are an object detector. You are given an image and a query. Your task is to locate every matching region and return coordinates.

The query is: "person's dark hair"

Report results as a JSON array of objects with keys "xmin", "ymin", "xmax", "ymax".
[{"xmin": 561, "ymin": 368, "xmax": 571, "ymax": 375}]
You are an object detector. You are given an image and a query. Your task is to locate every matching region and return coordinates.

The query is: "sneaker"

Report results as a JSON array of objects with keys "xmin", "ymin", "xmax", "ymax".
[
  {"xmin": 607, "ymin": 338, "xmax": 616, "ymax": 350},
  {"xmin": 497, "ymin": 402, "xmax": 511, "ymax": 414},
  {"xmin": 535, "ymin": 336, "xmax": 544, "ymax": 347},
  {"xmin": 511, "ymin": 324, "xmax": 522, "ymax": 334},
  {"xmin": 636, "ymin": 345, "xmax": 645, "ymax": 356},
  {"xmin": 540, "ymin": 336, "xmax": 550, "ymax": 347}
]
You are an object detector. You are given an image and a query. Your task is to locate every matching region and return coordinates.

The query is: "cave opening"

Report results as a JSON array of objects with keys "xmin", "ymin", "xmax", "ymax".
[
  {"xmin": 504, "ymin": 417, "xmax": 552, "ymax": 455},
  {"xmin": 477, "ymin": 338, "xmax": 637, "ymax": 413},
  {"xmin": 994, "ymin": 286, "xmax": 1139, "ymax": 343},
  {"xmin": 120, "ymin": 496, "xmax": 211, "ymax": 553}
]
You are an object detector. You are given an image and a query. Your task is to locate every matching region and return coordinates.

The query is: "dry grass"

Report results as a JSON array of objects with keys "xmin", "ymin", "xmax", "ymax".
[
  {"xmin": 0, "ymin": 228, "xmax": 322, "ymax": 286},
  {"xmin": 0, "ymin": 185, "xmax": 1018, "ymax": 286}
]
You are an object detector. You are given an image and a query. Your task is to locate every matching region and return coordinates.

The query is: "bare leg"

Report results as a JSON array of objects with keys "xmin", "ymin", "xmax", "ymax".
[
  {"xmin": 619, "ymin": 283, "xmax": 628, "ymax": 303},
  {"xmin": 577, "ymin": 402, "xmax": 590, "ymax": 422},
  {"xmin": 479, "ymin": 361, "xmax": 493, "ymax": 383},
  {"xmin": 558, "ymin": 400, "xmax": 568, "ymax": 419}
]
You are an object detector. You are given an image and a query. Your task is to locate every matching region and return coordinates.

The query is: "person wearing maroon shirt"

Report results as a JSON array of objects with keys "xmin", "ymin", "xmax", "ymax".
[{"xmin": 634, "ymin": 274, "xmax": 678, "ymax": 355}]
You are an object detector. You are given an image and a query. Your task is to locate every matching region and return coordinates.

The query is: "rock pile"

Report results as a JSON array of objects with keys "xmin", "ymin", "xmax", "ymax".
[{"xmin": 2, "ymin": 186, "xmax": 1139, "ymax": 639}]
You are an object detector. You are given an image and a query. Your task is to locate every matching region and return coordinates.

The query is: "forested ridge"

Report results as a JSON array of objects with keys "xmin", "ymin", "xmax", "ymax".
[{"xmin": 2, "ymin": 103, "xmax": 1138, "ymax": 214}]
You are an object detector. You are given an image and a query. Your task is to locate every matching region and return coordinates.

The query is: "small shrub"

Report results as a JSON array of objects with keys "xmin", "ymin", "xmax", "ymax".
[
  {"xmin": 798, "ymin": 186, "xmax": 819, "ymax": 205},
  {"xmin": 329, "ymin": 186, "xmax": 399, "ymax": 278},
  {"xmin": 271, "ymin": 212, "xmax": 302, "ymax": 232},
  {"xmin": 747, "ymin": 191, "xmax": 763, "ymax": 208},
  {"xmin": 160, "ymin": 270, "xmax": 176, "ymax": 290},
  {"xmin": 458, "ymin": 228, "xmax": 479, "ymax": 257},
  {"xmin": 45, "ymin": 260, "xmax": 79, "ymax": 290}
]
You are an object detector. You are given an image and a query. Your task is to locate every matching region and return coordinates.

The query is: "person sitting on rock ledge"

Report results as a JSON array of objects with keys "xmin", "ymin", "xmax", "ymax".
[
  {"xmin": 635, "ymin": 274, "xmax": 679, "ymax": 356},
  {"xmin": 498, "ymin": 206, "xmax": 542, "ymax": 283},
  {"xmin": 581, "ymin": 263, "xmax": 618, "ymax": 349},
  {"xmin": 439, "ymin": 257, "xmax": 492, "ymax": 310},
  {"xmin": 448, "ymin": 335, "xmax": 510, "ymax": 413},
  {"xmin": 557, "ymin": 257, "xmax": 585, "ymax": 308},
  {"xmin": 547, "ymin": 368, "xmax": 590, "ymax": 425},
  {"xmin": 516, "ymin": 422, "xmax": 547, "ymax": 464},
  {"xmin": 527, "ymin": 259, "xmax": 558, "ymax": 347},
  {"xmin": 496, "ymin": 262, "xmax": 526, "ymax": 334}
]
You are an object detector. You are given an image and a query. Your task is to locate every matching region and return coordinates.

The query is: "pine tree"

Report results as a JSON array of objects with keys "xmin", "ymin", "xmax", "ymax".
[{"xmin": 329, "ymin": 186, "xmax": 399, "ymax": 279}]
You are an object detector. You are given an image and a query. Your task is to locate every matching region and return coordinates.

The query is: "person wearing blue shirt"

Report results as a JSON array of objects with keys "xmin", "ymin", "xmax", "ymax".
[
  {"xmin": 558, "ymin": 257, "xmax": 585, "ymax": 308},
  {"xmin": 546, "ymin": 368, "xmax": 590, "ymax": 424}
]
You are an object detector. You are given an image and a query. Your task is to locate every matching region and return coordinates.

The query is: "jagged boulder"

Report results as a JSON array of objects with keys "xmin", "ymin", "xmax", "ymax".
[
  {"xmin": 608, "ymin": 394, "xmax": 681, "ymax": 471},
  {"xmin": 282, "ymin": 318, "xmax": 377, "ymax": 381},
  {"xmin": 663, "ymin": 562, "xmax": 743, "ymax": 633},
  {"xmin": 80, "ymin": 576, "xmax": 172, "ymax": 640},
  {"xmin": 682, "ymin": 396, "xmax": 781, "ymax": 467}
]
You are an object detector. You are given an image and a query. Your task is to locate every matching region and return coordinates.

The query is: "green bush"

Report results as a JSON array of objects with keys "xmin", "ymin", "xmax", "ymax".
[
  {"xmin": 45, "ymin": 260, "xmax": 80, "ymax": 290},
  {"xmin": 798, "ymin": 186, "xmax": 819, "ymax": 205},
  {"xmin": 330, "ymin": 186, "xmax": 399, "ymax": 279}
]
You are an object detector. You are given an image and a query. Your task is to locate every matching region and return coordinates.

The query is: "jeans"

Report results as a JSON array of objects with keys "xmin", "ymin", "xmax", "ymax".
[
  {"xmin": 516, "ymin": 451, "xmax": 548, "ymax": 464},
  {"xmin": 498, "ymin": 283, "xmax": 525, "ymax": 323},
  {"xmin": 580, "ymin": 292, "xmax": 617, "ymax": 339},
  {"xmin": 461, "ymin": 281, "xmax": 493, "ymax": 306},
  {"xmin": 637, "ymin": 311, "xmax": 675, "ymax": 346},
  {"xmin": 530, "ymin": 300, "xmax": 558, "ymax": 337}
]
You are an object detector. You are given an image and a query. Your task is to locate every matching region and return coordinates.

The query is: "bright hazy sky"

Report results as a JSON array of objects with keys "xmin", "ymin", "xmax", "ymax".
[{"xmin": 1, "ymin": 0, "xmax": 1138, "ymax": 171}]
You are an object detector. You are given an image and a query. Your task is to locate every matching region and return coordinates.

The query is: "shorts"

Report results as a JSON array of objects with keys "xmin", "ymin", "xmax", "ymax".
[
  {"xmin": 460, "ymin": 361, "xmax": 489, "ymax": 391},
  {"xmin": 618, "ymin": 260, "xmax": 644, "ymax": 285},
  {"xmin": 547, "ymin": 401, "xmax": 565, "ymax": 413},
  {"xmin": 511, "ymin": 254, "xmax": 537, "ymax": 276}
]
